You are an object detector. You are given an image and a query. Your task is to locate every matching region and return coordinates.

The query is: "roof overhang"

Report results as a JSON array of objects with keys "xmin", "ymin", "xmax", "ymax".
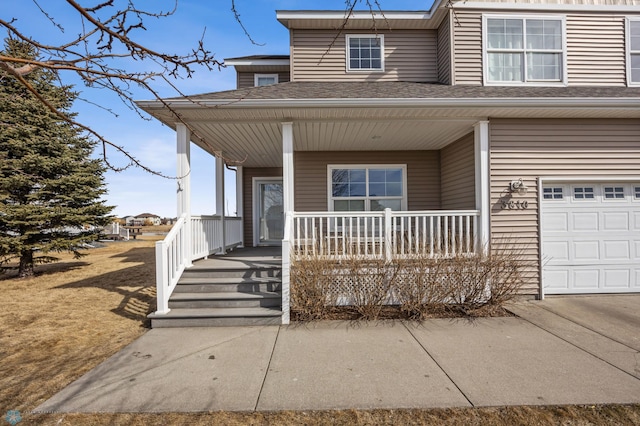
[
  {"xmin": 224, "ymin": 59, "xmax": 290, "ymax": 67},
  {"xmin": 276, "ymin": 1, "xmax": 447, "ymax": 30},
  {"xmin": 137, "ymin": 95, "xmax": 640, "ymax": 168},
  {"xmin": 451, "ymin": 1, "xmax": 640, "ymax": 13}
]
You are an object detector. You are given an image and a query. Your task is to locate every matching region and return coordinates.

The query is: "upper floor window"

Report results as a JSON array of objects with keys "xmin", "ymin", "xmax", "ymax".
[
  {"xmin": 255, "ymin": 74, "xmax": 278, "ymax": 86},
  {"xmin": 484, "ymin": 16, "xmax": 565, "ymax": 85},
  {"xmin": 627, "ymin": 18, "xmax": 640, "ymax": 85},
  {"xmin": 346, "ymin": 35, "xmax": 384, "ymax": 72}
]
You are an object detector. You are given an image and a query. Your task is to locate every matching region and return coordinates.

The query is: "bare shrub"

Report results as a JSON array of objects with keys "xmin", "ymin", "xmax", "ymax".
[
  {"xmin": 395, "ymin": 257, "xmax": 447, "ymax": 320},
  {"xmin": 343, "ymin": 256, "xmax": 401, "ymax": 320},
  {"xmin": 289, "ymin": 244, "xmax": 526, "ymax": 321},
  {"xmin": 290, "ymin": 255, "xmax": 337, "ymax": 321}
]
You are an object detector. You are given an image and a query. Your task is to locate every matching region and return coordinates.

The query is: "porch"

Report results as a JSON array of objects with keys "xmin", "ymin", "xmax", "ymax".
[
  {"xmin": 141, "ymin": 90, "xmax": 492, "ymax": 326},
  {"xmin": 151, "ymin": 208, "xmax": 483, "ymax": 326}
]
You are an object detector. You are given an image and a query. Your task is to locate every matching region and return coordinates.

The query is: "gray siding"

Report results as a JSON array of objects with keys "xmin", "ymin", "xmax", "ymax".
[
  {"xmin": 452, "ymin": 10, "xmax": 483, "ymax": 85},
  {"xmin": 294, "ymin": 151, "xmax": 441, "ymax": 211},
  {"xmin": 451, "ymin": 10, "xmax": 632, "ymax": 86},
  {"xmin": 566, "ymin": 14, "xmax": 626, "ymax": 86},
  {"xmin": 437, "ymin": 11, "xmax": 452, "ymax": 85},
  {"xmin": 243, "ymin": 167, "xmax": 282, "ymax": 246},
  {"xmin": 291, "ymin": 29, "xmax": 438, "ymax": 82},
  {"xmin": 490, "ymin": 118, "xmax": 640, "ymax": 295},
  {"xmin": 440, "ymin": 133, "xmax": 475, "ymax": 210},
  {"xmin": 237, "ymin": 71, "xmax": 291, "ymax": 89}
]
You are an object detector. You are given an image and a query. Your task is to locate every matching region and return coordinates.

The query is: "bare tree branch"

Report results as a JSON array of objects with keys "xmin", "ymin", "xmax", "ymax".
[{"xmin": 0, "ymin": 0, "xmax": 245, "ymax": 177}]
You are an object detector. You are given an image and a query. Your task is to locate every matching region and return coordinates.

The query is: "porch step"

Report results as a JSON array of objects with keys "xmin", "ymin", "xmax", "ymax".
[
  {"xmin": 181, "ymin": 266, "xmax": 281, "ymax": 279},
  {"xmin": 174, "ymin": 277, "xmax": 282, "ymax": 293},
  {"xmin": 149, "ymin": 307, "xmax": 282, "ymax": 327},
  {"xmin": 150, "ymin": 251, "xmax": 283, "ymax": 327},
  {"xmin": 169, "ymin": 291, "xmax": 281, "ymax": 309}
]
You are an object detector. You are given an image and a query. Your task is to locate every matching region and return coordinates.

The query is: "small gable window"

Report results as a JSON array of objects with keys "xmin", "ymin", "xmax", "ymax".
[
  {"xmin": 484, "ymin": 16, "xmax": 565, "ymax": 85},
  {"xmin": 346, "ymin": 35, "xmax": 384, "ymax": 72},
  {"xmin": 255, "ymin": 74, "xmax": 278, "ymax": 86}
]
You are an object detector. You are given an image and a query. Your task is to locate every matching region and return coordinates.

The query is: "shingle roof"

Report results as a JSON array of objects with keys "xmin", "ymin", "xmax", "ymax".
[
  {"xmin": 181, "ymin": 81, "xmax": 640, "ymax": 101},
  {"xmin": 223, "ymin": 54, "xmax": 290, "ymax": 61}
]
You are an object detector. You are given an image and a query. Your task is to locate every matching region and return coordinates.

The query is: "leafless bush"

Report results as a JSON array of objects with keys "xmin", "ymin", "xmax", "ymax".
[
  {"xmin": 289, "ymin": 256, "xmax": 336, "ymax": 321},
  {"xmin": 342, "ymin": 256, "xmax": 401, "ymax": 320},
  {"xmin": 289, "ymin": 246, "xmax": 526, "ymax": 321}
]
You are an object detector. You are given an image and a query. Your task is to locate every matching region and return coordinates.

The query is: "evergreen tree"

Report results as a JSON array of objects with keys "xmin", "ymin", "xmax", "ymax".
[{"xmin": 0, "ymin": 39, "xmax": 113, "ymax": 278}]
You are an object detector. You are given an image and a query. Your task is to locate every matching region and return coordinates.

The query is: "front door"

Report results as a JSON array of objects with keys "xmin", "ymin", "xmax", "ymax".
[{"xmin": 254, "ymin": 179, "xmax": 284, "ymax": 246}]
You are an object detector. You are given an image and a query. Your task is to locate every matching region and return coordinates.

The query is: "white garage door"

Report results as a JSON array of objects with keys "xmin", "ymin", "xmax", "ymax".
[{"xmin": 541, "ymin": 182, "xmax": 640, "ymax": 295}]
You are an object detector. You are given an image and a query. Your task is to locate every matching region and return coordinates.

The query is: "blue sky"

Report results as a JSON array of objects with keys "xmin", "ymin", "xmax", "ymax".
[{"xmin": 5, "ymin": 0, "xmax": 434, "ymax": 218}]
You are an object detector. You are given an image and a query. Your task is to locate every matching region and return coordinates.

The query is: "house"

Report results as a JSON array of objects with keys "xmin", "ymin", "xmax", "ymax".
[
  {"xmin": 138, "ymin": 0, "xmax": 640, "ymax": 326},
  {"xmin": 129, "ymin": 213, "xmax": 162, "ymax": 226}
]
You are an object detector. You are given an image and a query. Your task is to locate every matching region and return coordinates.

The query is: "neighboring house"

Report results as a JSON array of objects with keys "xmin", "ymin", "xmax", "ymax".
[
  {"xmin": 139, "ymin": 0, "xmax": 640, "ymax": 325},
  {"xmin": 127, "ymin": 213, "xmax": 162, "ymax": 226}
]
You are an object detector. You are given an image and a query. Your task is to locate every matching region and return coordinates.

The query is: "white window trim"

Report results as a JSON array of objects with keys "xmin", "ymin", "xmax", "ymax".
[
  {"xmin": 603, "ymin": 185, "xmax": 627, "ymax": 201},
  {"xmin": 327, "ymin": 164, "xmax": 407, "ymax": 211},
  {"xmin": 345, "ymin": 34, "xmax": 385, "ymax": 73},
  {"xmin": 482, "ymin": 14, "xmax": 568, "ymax": 86},
  {"xmin": 626, "ymin": 17, "xmax": 640, "ymax": 87},
  {"xmin": 254, "ymin": 73, "xmax": 279, "ymax": 86},
  {"xmin": 571, "ymin": 185, "xmax": 597, "ymax": 202}
]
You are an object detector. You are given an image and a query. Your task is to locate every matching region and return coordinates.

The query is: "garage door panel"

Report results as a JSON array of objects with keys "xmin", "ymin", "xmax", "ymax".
[
  {"xmin": 573, "ymin": 269, "xmax": 600, "ymax": 289},
  {"xmin": 543, "ymin": 241, "xmax": 569, "ymax": 261},
  {"xmin": 572, "ymin": 212, "xmax": 599, "ymax": 231},
  {"xmin": 542, "ymin": 182, "xmax": 640, "ymax": 295},
  {"xmin": 573, "ymin": 240, "xmax": 600, "ymax": 261},
  {"xmin": 603, "ymin": 240, "xmax": 630, "ymax": 260},
  {"xmin": 603, "ymin": 269, "xmax": 630, "ymax": 289},
  {"xmin": 543, "ymin": 269, "xmax": 569, "ymax": 290},
  {"xmin": 543, "ymin": 212, "xmax": 569, "ymax": 231},
  {"xmin": 602, "ymin": 211, "xmax": 629, "ymax": 231}
]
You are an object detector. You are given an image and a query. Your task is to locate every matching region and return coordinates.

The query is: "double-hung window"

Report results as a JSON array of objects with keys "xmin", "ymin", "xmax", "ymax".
[
  {"xmin": 484, "ymin": 16, "xmax": 565, "ymax": 84},
  {"xmin": 627, "ymin": 18, "xmax": 640, "ymax": 85},
  {"xmin": 329, "ymin": 166, "xmax": 406, "ymax": 212},
  {"xmin": 346, "ymin": 35, "xmax": 384, "ymax": 72}
]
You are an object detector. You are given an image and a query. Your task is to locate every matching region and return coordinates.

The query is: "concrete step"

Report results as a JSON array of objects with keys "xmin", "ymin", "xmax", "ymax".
[
  {"xmin": 174, "ymin": 277, "xmax": 282, "ymax": 293},
  {"xmin": 181, "ymin": 267, "xmax": 282, "ymax": 279},
  {"xmin": 149, "ymin": 307, "xmax": 282, "ymax": 327},
  {"xmin": 169, "ymin": 291, "xmax": 282, "ymax": 309}
]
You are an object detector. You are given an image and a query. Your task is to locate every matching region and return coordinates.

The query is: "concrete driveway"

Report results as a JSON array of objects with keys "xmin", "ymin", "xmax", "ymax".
[{"xmin": 508, "ymin": 294, "xmax": 640, "ymax": 379}]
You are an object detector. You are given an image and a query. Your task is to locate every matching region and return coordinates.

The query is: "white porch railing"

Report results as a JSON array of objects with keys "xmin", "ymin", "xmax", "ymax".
[
  {"xmin": 154, "ymin": 214, "xmax": 243, "ymax": 315},
  {"xmin": 289, "ymin": 209, "xmax": 480, "ymax": 260}
]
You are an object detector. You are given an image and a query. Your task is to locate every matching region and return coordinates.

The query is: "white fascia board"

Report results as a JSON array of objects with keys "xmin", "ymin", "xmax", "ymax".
[
  {"xmin": 452, "ymin": 1, "xmax": 640, "ymax": 13},
  {"xmin": 137, "ymin": 97, "xmax": 640, "ymax": 110},
  {"xmin": 276, "ymin": 1, "xmax": 446, "ymax": 23},
  {"xmin": 224, "ymin": 59, "xmax": 290, "ymax": 66}
]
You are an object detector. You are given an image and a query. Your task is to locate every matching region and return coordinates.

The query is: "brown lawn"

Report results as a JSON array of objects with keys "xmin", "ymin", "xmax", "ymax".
[{"xmin": 1, "ymin": 238, "xmax": 639, "ymax": 425}]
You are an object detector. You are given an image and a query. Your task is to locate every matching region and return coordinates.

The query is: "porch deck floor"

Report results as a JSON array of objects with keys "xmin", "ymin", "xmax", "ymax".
[{"xmin": 192, "ymin": 247, "xmax": 281, "ymax": 270}]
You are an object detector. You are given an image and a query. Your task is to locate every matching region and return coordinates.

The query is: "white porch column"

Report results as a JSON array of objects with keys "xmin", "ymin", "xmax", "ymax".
[
  {"xmin": 281, "ymin": 122, "xmax": 294, "ymax": 326},
  {"xmin": 282, "ymin": 122, "xmax": 295, "ymax": 213},
  {"xmin": 176, "ymin": 123, "xmax": 192, "ymax": 267},
  {"xmin": 216, "ymin": 155, "xmax": 226, "ymax": 254},
  {"xmin": 235, "ymin": 165, "xmax": 244, "ymax": 247},
  {"xmin": 474, "ymin": 120, "xmax": 490, "ymax": 254}
]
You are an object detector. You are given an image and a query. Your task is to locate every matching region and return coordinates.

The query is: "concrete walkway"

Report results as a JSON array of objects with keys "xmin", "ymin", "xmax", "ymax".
[{"xmin": 36, "ymin": 297, "xmax": 640, "ymax": 413}]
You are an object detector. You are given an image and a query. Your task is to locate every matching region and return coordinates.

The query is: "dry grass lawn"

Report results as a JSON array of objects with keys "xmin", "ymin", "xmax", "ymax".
[{"xmin": 1, "ymin": 239, "xmax": 639, "ymax": 425}]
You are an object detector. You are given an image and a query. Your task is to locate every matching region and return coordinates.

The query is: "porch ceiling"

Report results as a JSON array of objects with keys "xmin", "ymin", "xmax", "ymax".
[{"xmin": 188, "ymin": 117, "xmax": 478, "ymax": 167}]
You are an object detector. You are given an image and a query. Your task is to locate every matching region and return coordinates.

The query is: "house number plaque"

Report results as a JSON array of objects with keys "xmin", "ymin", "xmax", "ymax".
[{"xmin": 501, "ymin": 200, "xmax": 529, "ymax": 210}]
